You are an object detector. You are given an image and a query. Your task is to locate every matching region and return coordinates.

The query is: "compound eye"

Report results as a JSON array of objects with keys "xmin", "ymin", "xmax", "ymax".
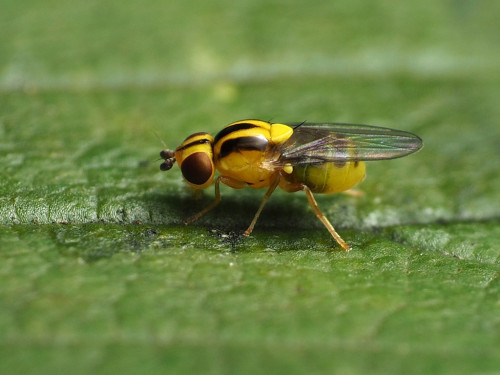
[{"xmin": 180, "ymin": 152, "xmax": 214, "ymax": 188}]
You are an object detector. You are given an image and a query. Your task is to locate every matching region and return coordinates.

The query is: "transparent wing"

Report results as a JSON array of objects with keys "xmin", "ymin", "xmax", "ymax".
[{"xmin": 278, "ymin": 123, "xmax": 423, "ymax": 165}]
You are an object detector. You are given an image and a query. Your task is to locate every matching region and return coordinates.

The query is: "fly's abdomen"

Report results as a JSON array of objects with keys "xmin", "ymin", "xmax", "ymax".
[{"xmin": 285, "ymin": 161, "xmax": 366, "ymax": 194}]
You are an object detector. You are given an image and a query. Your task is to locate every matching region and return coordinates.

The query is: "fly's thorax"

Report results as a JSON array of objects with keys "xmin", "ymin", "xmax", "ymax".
[
  {"xmin": 281, "ymin": 160, "xmax": 366, "ymax": 194},
  {"xmin": 212, "ymin": 120, "xmax": 293, "ymax": 188},
  {"xmin": 175, "ymin": 132, "xmax": 215, "ymax": 189}
]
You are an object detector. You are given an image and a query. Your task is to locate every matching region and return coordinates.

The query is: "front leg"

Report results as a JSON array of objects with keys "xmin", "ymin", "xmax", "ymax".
[{"xmin": 185, "ymin": 176, "xmax": 249, "ymax": 225}]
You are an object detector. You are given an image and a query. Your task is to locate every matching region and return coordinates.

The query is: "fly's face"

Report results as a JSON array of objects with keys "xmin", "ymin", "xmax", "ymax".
[{"xmin": 160, "ymin": 132, "xmax": 215, "ymax": 189}]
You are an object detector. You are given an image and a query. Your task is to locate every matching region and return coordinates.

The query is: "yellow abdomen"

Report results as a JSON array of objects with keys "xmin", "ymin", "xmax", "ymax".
[{"xmin": 282, "ymin": 161, "xmax": 366, "ymax": 194}]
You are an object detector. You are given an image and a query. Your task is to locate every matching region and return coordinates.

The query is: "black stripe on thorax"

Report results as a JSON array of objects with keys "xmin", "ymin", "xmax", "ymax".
[
  {"xmin": 176, "ymin": 138, "xmax": 211, "ymax": 152},
  {"xmin": 218, "ymin": 135, "xmax": 268, "ymax": 159},
  {"xmin": 213, "ymin": 122, "xmax": 261, "ymax": 145}
]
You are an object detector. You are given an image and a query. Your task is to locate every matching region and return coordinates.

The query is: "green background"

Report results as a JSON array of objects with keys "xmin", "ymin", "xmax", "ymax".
[{"xmin": 1, "ymin": 0, "xmax": 499, "ymax": 374}]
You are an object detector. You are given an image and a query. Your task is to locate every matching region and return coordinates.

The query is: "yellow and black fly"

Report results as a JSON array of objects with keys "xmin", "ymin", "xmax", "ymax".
[{"xmin": 160, "ymin": 119, "xmax": 422, "ymax": 250}]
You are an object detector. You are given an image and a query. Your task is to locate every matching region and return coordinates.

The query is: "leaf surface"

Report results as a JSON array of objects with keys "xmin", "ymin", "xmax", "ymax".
[{"xmin": 1, "ymin": 1, "xmax": 499, "ymax": 374}]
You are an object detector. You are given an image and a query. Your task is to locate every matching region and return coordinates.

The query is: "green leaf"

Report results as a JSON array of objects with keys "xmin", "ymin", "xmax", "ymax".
[{"xmin": 1, "ymin": 0, "xmax": 499, "ymax": 374}]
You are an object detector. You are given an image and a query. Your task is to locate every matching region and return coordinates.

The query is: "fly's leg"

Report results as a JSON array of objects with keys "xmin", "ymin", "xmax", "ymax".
[
  {"xmin": 184, "ymin": 177, "xmax": 222, "ymax": 225},
  {"xmin": 303, "ymin": 185, "xmax": 351, "ymax": 251},
  {"xmin": 244, "ymin": 175, "xmax": 280, "ymax": 236},
  {"xmin": 185, "ymin": 176, "xmax": 248, "ymax": 225}
]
